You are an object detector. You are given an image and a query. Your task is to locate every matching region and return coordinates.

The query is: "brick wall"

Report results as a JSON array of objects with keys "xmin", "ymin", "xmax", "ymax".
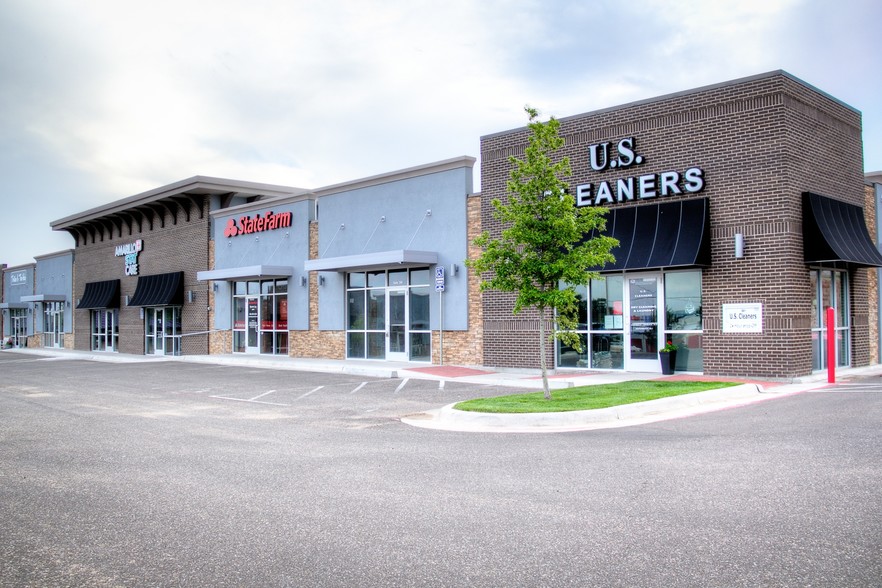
[
  {"xmin": 432, "ymin": 193, "xmax": 484, "ymax": 366},
  {"xmin": 480, "ymin": 72, "xmax": 866, "ymax": 378},
  {"xmin": 290, "ymin": 219, "xmax": 345, "ymax": 359},
  {"xmin": 71, "ymin": 198, "xmax": 211, "ymax": 354},
  {"xmin": 865, "ymin": 183, "xmax": 879, "ymax": 364}
]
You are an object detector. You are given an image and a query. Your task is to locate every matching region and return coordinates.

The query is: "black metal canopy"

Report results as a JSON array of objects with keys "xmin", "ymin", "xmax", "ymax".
[
  {"xmin": 803, "ymin": 192, "xmax": 882, "ymax": 268},
  {"xmin": 587, "ymin": 198, "xmax": 711, "ymax": 271},
  {"xmin": 129, "ymin": 272, "xmax": 184, "ymax": 307},
  {"xmin": 77, "ymin": 280, "xmax": 120, "ymax": 309}
]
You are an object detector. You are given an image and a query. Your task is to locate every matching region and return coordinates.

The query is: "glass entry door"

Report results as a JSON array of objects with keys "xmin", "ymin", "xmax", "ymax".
[
  {"xmin": 11, "ymin": 310, "xmax": 28, "ymax": 348},
  {"xmin": 145, "ymin": 307, "xmax": 181, "ymax": 356},
  {"xmin": 386, "ymin": 288, "xmax": 408, "ymax": 361},
  {"xmin": 626, "ymin": 275, "xmax": 662, "ymax": 372},
  {"xmin": 43, "ymin": 302, "xmax": 64, "ymax": 348},
  {"xmin": 233, "ymin": 296, "xmax": 260, "ymax": 354}
]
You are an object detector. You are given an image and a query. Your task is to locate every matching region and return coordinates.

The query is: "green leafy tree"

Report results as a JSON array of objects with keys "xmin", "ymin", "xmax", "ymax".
[{"xmin": 468, "ymin": 107, "xmax": 617, "ymax": 399}]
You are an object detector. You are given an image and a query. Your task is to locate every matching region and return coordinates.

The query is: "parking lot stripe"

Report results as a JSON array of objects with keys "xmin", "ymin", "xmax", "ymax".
[
  {"xmin": 350, "ymin": 382, "xmax": 368, "ymax": 394},
  {"xmin": 439, "ymin": 380, "xmax": 445, "ymax": 390},
  {"xmin": 395, "ymin": 378, "xmax": 409, "ymax": 393},
  {"xmin": 208, "ymin": 394, "xmax": 289, "ymax": 406},
  {"xmin": 296, "ymin": 386, "xmax": 324, "ymax": 401},
  {"xmin": 249, "ymin": 390, "xmax": 277, "ymax": 401}
]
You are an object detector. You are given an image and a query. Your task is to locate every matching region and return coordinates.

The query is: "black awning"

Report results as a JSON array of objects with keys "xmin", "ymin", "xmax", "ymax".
[
  {"xmin": 803, "ymin": 192, "xmax": 882, "ymax": 268},
  {"xmin": 588, "ymin": 198, "xmax": 711, "ymax": 271},
  {"xmin": 77, "ymin": 280, "xmax": 120, "ymax": 309},
  {"xmin": 129, "ymin": 272, "xmax": 184, "ymax": 306}
]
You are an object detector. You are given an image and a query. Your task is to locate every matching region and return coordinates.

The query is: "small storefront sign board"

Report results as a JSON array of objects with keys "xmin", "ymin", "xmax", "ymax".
[{"xmin": 722, "ymin": 303, "xmax": 763, "ymax": 333}]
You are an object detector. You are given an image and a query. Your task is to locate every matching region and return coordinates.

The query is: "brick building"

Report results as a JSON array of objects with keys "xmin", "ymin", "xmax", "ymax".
[
  {"xmin": 50, "ymin": 178, "xmax": 302, "ymax": 355},
  {"xmin": 38, "ymin": 70, "xmax": 880, "ymax": 378},
  {"xmin": 480, "ymin": 70, "xmax": 882, "ymax": 378}
]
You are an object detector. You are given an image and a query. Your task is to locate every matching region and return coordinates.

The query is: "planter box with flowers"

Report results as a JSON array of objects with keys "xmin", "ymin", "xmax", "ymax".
[{"xmin": 659, "ymin": 341, "xmax": 677, "ymax": 375}]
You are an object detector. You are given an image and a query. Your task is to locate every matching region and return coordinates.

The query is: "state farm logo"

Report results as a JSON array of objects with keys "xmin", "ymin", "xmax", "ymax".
[{"xmin": 224, "ymin": 211, "xmax": 292, "ymax": 238}]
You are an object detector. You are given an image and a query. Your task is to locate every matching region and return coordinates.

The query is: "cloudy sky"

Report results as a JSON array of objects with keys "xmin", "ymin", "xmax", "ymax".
[{"xmin": 1, "ymin": 0, "xmax": 880, "ymax": 267}]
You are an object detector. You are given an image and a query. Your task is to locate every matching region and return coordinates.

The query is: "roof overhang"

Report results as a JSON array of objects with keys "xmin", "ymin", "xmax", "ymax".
[
  {"xmin": 129, "ymin": 272, "xmax": 184, "ymax": 307},
  {"xmin": 588, "ymin": 198, "xmax": 711, "ymax": 271},
  {"xmin": 197, "ymin": 265, "xmax": 295, "ymax": 281},
  {"xmin": 803, "ymin": 192, "xmax": 882, "ymax": 268},
  {"xmin": 0, "ymin": 303, "xmax": 28, "ymax": 310},
  {"xmin": 20, "ymin": 294, "xmax": 66, "ymax": 302},
  {"xmin": 77, "ymin": 280, "xmax": 120, "ymax": 309},
  {"xmin": 305, "ymin": 250, "xmax": 438, "ymax": 273}
]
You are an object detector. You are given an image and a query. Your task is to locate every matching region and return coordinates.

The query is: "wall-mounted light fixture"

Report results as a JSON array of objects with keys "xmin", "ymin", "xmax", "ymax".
[
  {"xmin": 187, "ymin": 290, "xmax": 195, "ymax": 303},
  {"xmin": 450, "ymin": 263, "xmax": 459, "ymax": 276},
  {"xmin": 139, "ymin": 307, "xmax": 145, "ymax": 319},
  {"xmin": 734, "ymin": 233, "xmax": 745, "ymax": 259},
  {"xmin": 124, "ymin": 295, "xmax": 130, "ymax": 306},
  {"xmin": 300, "ymin": 275, "xmax": 308, "ymax": 287},
  {"xmin": 212, "ymin": 282, "xmax": 219, "ymax": 293},
  {"xmin": 318, "ymin": 275, "xmax": 326, "ymax": 286}
]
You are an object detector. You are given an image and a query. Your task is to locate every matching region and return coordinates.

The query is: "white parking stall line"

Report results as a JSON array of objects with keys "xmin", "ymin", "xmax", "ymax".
[
  {"xmin": 249, "ymin": 389, "xmax": 278, "ymax": 401},
  {"xmin": 209, "ymin": 394, "xmax": 289, "ymax": 407},
  {"xmin": 439, "ymin": 380, "xmax": 445, "ymax": 390},
  {"xmin": 394, "ymin": 378, "xmax": 409, "ymax": 393},
  {"xmin": 350, "ymin": 382, "xmax": 368, "ymax": 394},
  {"xmin": 296, "ymin": 386, "xmax": 324, "ymax": 401}
]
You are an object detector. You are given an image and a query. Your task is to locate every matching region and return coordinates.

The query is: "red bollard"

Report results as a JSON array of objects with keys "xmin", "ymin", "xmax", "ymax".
[{"xmin": 826, "ymin": 306, "xmax": 835, "ymax": 384}]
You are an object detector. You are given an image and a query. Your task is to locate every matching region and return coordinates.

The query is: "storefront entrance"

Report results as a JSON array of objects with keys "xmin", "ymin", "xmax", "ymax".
[
  {"xmin": 346, "ymin": 269, "xmax": 431, "ymax": 362},
  {"xmin": 91, "ymin": 309, "xmax": 118, "ymax": 352},
  {"xmin": 42, "ymin": 302, "xmax": 64, "ymax": 348},
  {"xmin": 231, "ymin": 279, "xmax": 288, "ymax": 355},
  {"xmin": 558, "ymin": 270, "xmax": 703, "ymax": 373},
  {"xmin": 625, "ymin": 275, "xmax": 662, "ymax": 372},
  {"xmin": 145, "ymin": 306, "xmax": 181, "ymax": 356},
  {"xmin": 234, "ymin": 296, "xmax": 260, "ymax": 354},
  {"xmin": 10, "ymin": 309, "xmax": 28, "ymax": 348}
]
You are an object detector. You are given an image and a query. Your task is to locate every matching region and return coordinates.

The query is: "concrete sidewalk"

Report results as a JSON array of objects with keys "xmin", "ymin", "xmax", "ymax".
[{"xmin": 5, "ymin": 346, "xmax": 873, "ymax": 433}]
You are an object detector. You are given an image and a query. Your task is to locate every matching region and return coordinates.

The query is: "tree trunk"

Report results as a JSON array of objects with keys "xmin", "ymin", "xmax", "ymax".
[{"xmin": 538, "ymin": 305, "xmax": 551, "ymax": 400}]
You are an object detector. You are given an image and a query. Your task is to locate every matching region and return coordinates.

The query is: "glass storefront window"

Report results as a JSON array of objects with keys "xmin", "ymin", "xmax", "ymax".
[
  {"xmin": 346, "ymin": 267, "xmax": 432, "ymax": 361},
  {"xmin": 348, "ymin": 291, "xmax": 365, "ymax": 329},
  {"xmin": 669, "ymin": 333, "xmax": 702, "ymax": 372},
  {"xmin": 591, "ymin": 277, "xmax": 622, "ymax": 330},
  {"xmin": 558, "ymin": 333, "xmax": 588, "ymax": 368},
  {"xmin": 665, "ymin": 271, "xmax": 702, "ymax": 331},
  {"xmin": 231, "ymin": 278, "xmax": 290, "ymax": 355},
  {"xmin": 811, "ymin": 268, "xmax": 849, "ymax": 370},
  {"xmin": 557, "ymin": 271, "xmax": 702, "ymax": 372}
]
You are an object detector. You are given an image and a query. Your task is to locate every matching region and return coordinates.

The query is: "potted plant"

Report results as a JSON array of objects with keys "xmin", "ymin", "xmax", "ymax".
[{"xmin": 659, "ymin": 340, "xmax": 678, "ymax": 375}]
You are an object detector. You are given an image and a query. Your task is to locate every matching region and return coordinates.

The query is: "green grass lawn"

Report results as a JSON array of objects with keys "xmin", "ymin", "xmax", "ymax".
[{"xmin": 453, "ymin": 380, "xmax": 742, "ymax": 414}]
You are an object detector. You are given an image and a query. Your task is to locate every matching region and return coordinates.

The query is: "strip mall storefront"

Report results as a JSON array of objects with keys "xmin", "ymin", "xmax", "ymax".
[
  {"xmin": 51, "ymin": 177, "xmax": 303, "ymax": 356},
  {"xmin": 199, "ymin": 157, "xmax": 482, "ymax": 365},
  {"xmin": 480, "ymin": 70, "xmax": 881, "ymax": 379}
]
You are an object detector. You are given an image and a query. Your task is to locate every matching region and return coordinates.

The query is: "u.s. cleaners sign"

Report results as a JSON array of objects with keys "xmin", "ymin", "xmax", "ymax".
[{"xmin": 574, "ymin": 137, "xmax": 705, "ymax": 206}]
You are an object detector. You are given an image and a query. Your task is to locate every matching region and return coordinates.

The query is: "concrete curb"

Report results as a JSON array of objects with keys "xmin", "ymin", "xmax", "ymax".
[{"xmin": 401, "ymin": 383, "xmax": 823, "ymax": 433}]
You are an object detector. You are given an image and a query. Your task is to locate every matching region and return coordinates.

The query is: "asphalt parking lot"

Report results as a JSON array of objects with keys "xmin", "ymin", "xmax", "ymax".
[{"xmin": 2, "ymin": 351, "xmax": 881, "ymax": 587}]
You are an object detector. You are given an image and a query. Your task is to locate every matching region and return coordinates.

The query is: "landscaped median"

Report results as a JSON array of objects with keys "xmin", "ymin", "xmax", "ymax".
[{"xmin": 401, "ymin": 381, "xmax": 768, "ymax": 433}]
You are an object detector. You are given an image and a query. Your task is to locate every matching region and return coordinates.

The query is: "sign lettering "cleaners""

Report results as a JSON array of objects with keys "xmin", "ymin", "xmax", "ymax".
[{"xmin": 575, "ymin": 137, "xmax": 705, "ymax": 206}]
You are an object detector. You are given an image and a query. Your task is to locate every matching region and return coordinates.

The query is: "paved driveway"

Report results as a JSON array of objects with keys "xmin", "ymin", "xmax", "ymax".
[{"xmin": 1, "ymin": 353, "xmax": 880, "ymax": 587}]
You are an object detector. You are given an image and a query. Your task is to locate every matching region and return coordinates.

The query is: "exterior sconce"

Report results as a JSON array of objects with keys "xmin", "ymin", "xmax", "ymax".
[
  {"xmin": 319, "ymin": 275, "xmax": 326, "ymax": 286},
  {"xmin": 139, "ymin": 307, "xmax": 145, "ymax": 319},
  {"xmin": 186, "ymin": 290, "xmax": 195, "ymax": 303},
  {"xmin": 300, "ymin": 275, "xmax": 308, "ymax": 287},
  {"xmin": 450, "ymin": 263, "xmax": 459, "ymax": 276},
  {"xmin": 734, "ymin": 233, "xmax": 745, "ymax": 259},
  {"xmin": 212, "ymin": 282, "xmax": 219, "ymax": 293},
  {"xmin": 124, "ymin": 295, "xmax": 130, "ymax": 306}
]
